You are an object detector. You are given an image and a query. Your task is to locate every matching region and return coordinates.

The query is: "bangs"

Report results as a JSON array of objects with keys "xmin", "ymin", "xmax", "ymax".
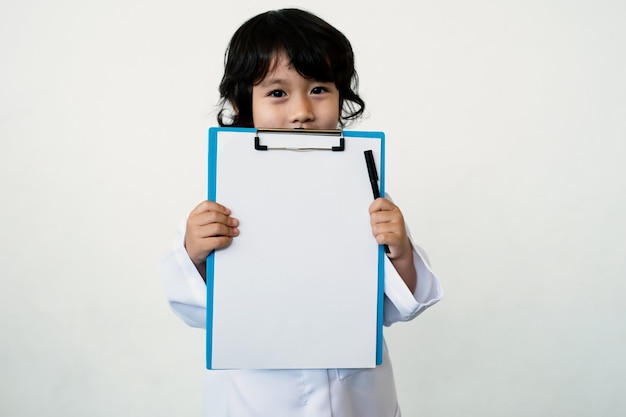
[
  {"xmin": 252, "ymin": 32, "xmax": 336, "ymax": 84},
  {"xmin": 234, "ymin": 9, "xmax": 347, "ymax": 85}
]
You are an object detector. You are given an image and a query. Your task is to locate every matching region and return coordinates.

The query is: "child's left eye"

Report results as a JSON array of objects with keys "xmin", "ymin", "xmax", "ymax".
[{"xmin": 311, "ymin": 86, "xmax": 328, "ymax": 94}]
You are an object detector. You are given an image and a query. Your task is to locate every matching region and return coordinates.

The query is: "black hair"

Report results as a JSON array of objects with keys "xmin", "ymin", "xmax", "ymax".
[{"xmin": 217, "ymin": 8, "xmax": 365, "ymax": 127}]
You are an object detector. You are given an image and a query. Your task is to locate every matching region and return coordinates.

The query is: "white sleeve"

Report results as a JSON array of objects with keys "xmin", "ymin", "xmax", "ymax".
[
  {"xmin": 159, "ymin": 220, "xmax": 208, "ymax": 329},
  {"xmin": 382, "ymin": 239, "xmax": 444, "ymax": 326}
]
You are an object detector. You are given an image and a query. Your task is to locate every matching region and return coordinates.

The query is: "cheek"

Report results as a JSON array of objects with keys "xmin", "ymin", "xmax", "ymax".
[
  {"xmin": 328, "ymin": 101, "xmax": 341, "ymax": 122},
  {"xmin": 251, "ymin": 96, "xmax": 266, "ymax": 126},
  {"xmin": 251, "ymin": 88, "xmax": 266, "ymax": 119},
  {"xmin": 325, "ymin": 104, "xmax": 341, "ymax": 127}
]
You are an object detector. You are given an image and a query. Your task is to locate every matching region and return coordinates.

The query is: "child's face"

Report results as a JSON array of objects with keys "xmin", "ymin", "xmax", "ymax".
[{"xmin": 252, "ymin": 53, "xmax": 340, "ymax": 130}]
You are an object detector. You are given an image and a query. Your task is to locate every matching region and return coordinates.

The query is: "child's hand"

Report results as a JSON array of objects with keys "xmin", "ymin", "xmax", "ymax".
[
  {"xmin": 369, "ymin": 198, "xmax": 417, "ymax": 292},
  {"xmin": 369, "ymin": 198, "xmax": 411, "ymax": 259},
  {"xmin": 185, "ymin": 201, "xmax": 239, "ymax": 267}
]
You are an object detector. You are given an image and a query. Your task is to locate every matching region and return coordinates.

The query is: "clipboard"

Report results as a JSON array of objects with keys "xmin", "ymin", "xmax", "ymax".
[{"xmin": 206, "ymin": 127, "xmax": 386, "ymax": 369}]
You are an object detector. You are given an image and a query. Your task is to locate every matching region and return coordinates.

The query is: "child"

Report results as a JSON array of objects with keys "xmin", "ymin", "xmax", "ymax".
[{"xmin": 161, "ymin": 8, "xmax": 443, "ymax": 417}]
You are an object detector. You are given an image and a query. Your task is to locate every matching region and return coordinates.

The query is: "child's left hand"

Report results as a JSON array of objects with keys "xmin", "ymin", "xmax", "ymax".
[
  {"xmin": 369, "ymin": 198, "xmax": 411, "ymax": 259},
  {"xmin": 369, "ymin": 197, "xmax": 417, "ymax": 292}
]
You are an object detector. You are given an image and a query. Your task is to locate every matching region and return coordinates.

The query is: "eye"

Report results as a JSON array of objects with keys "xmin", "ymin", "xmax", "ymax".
[
  {"xmin": 311, "ymin": 86, "xmax": 329, "ymax": 95},
  {"xmin": 268, "ymin": 89, "xmax": 286, "ymax": 98}
]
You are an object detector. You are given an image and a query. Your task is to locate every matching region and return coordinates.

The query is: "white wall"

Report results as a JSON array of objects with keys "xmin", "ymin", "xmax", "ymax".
[{"xmin": 1, "ymin": 0, "xmax": 625, "ymax": 416}]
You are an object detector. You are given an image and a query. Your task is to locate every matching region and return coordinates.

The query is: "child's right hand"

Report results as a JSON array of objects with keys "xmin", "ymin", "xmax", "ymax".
[{"xmin": 185, "ymin": 200, "xmax": 239, "ymax": 267}]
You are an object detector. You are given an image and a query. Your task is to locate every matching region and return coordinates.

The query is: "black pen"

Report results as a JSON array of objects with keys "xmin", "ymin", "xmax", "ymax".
[{"xmin": 364, "ymin": 150, "xmax": 391, "ymax": 254}]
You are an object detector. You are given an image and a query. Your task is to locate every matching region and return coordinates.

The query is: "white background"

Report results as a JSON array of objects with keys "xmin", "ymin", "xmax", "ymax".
[{"xmin": 1, "ymin": 0, "xmax": 625, "ymax": 416}]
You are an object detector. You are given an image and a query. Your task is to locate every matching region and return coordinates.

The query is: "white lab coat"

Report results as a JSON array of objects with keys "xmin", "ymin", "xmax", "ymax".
[{"xmin": 160, "ymin": 216, "xmax": 443, "ymax": 417}]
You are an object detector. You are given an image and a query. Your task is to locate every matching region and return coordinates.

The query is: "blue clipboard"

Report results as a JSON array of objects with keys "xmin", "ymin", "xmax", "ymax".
[{"xmin": 206, "ymin": 127, "xmax": 385, "ymax": 369}]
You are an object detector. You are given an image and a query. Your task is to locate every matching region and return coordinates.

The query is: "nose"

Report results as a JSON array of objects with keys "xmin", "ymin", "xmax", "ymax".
[{"xmin": 289, "ymin": 95, "xmax": 315, "ymax": 125}]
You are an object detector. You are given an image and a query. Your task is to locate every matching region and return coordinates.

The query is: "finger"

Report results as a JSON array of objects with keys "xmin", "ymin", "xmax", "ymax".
[
  {"xmin": 190, "ymin": 200, "xmax": 232, "ymax": 216},
  {"xmin": 374, "ymin": 232, "xmax": 395, "ymax": 247},
  {"xmin": 191, "ymin": 222, "xmax": 240, "ymax": 240},
  {"xmin": 371, "ymin": 221, "xmax": 403, "ymax": 245},
  {"xmin": 190, "ymin": 210, "xmax": 239, "ymax": 228},
  {"xmin": 200, "ymin": 235, "xmax": 235, "ymax": 251},
  {"xmin": 371, "ymin": 220, "xmax": 401, "ymax": 235},
  {"xmin": 372, "ymin": 230, "xmax": 410, "ymax": 259},
  {"xmin": 369, "ymin": 197, "xmax": 396, "ymax": 214},
  {"xmin": 370, "ymin": 208, "xmax": 405, "ymax": 233},
  {"xmin": 369, "ymin": 209, "xmax": 397, "ymax": 225},
  {"xmin": 187, "ymin": 235, "xmax": 235, "ymax": 264}
]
